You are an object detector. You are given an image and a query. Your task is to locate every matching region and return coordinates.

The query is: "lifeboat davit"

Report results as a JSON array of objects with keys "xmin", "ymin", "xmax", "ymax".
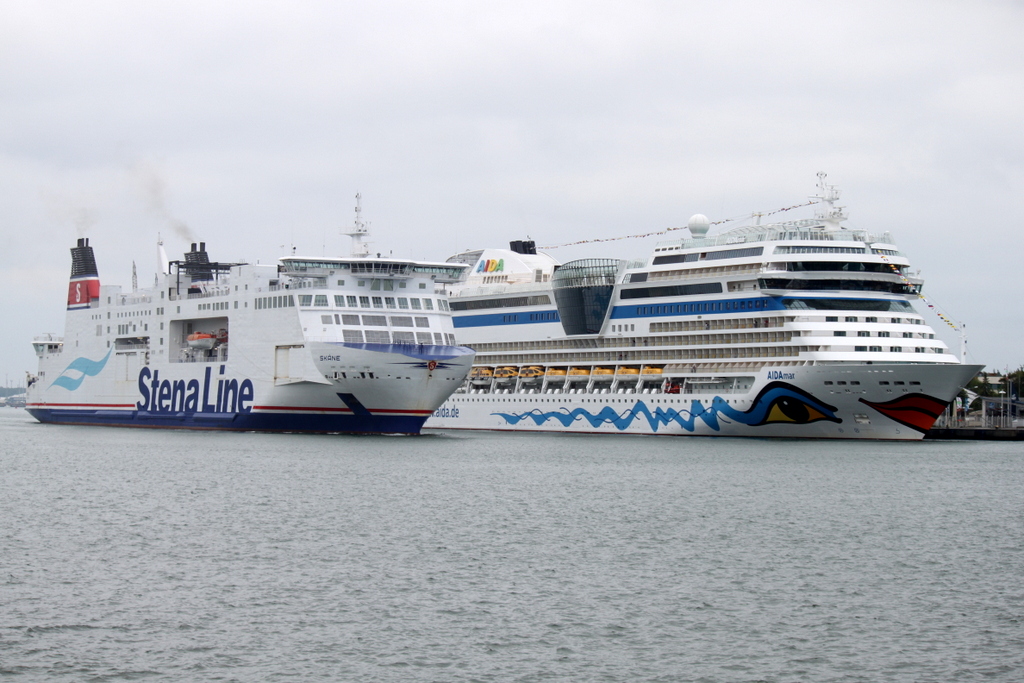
[{"xmin": 187, "ymin": 332, "xmax": 216, "ymax": 350}]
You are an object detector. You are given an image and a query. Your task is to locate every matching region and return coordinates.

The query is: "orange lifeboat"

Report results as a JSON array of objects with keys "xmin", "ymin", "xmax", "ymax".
[{"xmin": 187, "ymin": 332, "xmax": 216, "ymax": 350}]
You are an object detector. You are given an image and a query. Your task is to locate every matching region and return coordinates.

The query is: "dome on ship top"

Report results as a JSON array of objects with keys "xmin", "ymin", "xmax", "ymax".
[{"xmin": 687, "ymin": 214, "xmax": 710, "ymax": 237}]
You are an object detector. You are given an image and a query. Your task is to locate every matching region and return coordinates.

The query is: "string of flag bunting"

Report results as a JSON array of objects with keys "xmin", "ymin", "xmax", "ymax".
[
  {"xmin": 875, "ymin": 253, "xmax": 960, "ymax": 331},
  {"xmin": 537, "ymin": 200, "xmax": 820, "ymax": 250}
]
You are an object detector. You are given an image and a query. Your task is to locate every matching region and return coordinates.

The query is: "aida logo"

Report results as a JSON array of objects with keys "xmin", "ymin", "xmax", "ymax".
[{"xmin": 476, "ymin": 259, "xmax": 504, "ymax": 273}]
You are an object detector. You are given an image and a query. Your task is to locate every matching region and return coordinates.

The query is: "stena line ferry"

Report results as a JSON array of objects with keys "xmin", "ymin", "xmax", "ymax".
[
  {"xmin": 27, "ymin": 198, "xmax": 475, "ymax": 433},
  {"xmin": 426, "ymin": 175, "xmax": 980, "ymax": 439}
]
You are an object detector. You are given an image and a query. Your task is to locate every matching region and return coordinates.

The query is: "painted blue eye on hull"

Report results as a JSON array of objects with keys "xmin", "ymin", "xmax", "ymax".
[
  {"xmin": 491, "ymin": 382, "xmax": 841, "ymax": 433},
  {"xmin": 49, "ymin": 349, "xmax": 113, "ymax": 391}
]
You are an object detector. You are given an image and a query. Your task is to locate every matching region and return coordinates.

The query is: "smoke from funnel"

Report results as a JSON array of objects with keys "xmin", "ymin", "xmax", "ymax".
[
  {"xmin": 132, "ymin": 161, "xmax": 197, "ymax": 243},
  {"xmin": 75, "ymin": 208, "xmax": 96, "ymax": 239}
]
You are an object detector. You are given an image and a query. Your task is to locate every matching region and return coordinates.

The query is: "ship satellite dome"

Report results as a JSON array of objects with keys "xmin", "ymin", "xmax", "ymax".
[{"xmin": 687, "ymin": 213, "xmax": 710, "ymax": 237}]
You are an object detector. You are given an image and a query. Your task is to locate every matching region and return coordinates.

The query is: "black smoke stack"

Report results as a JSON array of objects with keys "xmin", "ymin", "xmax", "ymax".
[
  {"xmin": 509, "ymin": 239, "xmax": 537, "ymax": 255},
  {"xmin": 184, "ymin": 241, "xmax": 212, "ymax": 281},
  {"xmin": 70, "ymin": 238, "xmax": 99, "ymax": 278}
]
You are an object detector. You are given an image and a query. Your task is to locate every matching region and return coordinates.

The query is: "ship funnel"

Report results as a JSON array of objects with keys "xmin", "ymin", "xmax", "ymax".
[
  {"xmin": 509, "ymin": 239, "xmax": 537, "ymax": 255},
  {"xmin": 67, "ymin": 238, "xmax": 100, "ymax": 310},
  {"xmin": 185, "ymin": 242, "xmax": 213, "ymax": 282}
]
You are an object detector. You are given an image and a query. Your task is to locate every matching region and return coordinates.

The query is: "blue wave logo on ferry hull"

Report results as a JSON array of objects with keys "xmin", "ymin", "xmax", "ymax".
[
  {"xmin": 492, "ymin": 381, "xmax": 841, "ymax": 432},
  {"xmin": 50, "ymin": 349, "xmax": 113, "ymax": 391}
]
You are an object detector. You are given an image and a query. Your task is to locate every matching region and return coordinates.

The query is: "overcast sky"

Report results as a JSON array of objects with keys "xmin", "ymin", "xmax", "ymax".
[{"xmin": 3, "ymin": 0, "xmax": 1022, "ymax": 386}]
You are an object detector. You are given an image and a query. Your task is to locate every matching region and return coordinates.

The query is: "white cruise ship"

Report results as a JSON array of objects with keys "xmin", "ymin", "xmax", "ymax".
[
  {"xmin": 27, "ymin": 200, "xmax": 475, "ymax": 433},
  {"xmin": 427, "ymin": 176, "xmax": 980, "ymax": 439}
]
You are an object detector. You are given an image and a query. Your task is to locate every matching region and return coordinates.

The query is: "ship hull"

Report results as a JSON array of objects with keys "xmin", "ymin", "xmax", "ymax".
[
  {"xmin": 28, "ymin": 342, "xmax": 474, "ymax": 435},
  {"xmin": 426, "ymin": 362, "xmax": 981, "ymax": 440}
]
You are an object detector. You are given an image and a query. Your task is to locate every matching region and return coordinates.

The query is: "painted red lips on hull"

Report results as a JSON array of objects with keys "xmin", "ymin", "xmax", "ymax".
[{"xmin": 858, "ymin": 393, "xmax": 949, "ymax": 433}]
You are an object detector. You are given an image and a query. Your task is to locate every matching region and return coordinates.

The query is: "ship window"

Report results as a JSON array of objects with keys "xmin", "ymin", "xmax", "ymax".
[
  {"xmin": 846, "ymin": 316, "xmax": 857, "ymax": 322},
  {"xmin": 910, "ymin": 381, "xmax": 920, "ymax": 385},
  {"xmin": 415, "ymin": 317, "xmax": 430, "ymax": 328},
  {"xmin": 434, "ymin": 333, "xmax": 443, "ymax": 344},
  {"xmin": 342, "ymin": 314, "xmax": 360, "ymax": 325},
  {"xmin": 385, "ymin": 297, "xmax": 396, "ymax": 309},
  {"xmin": 834, "ymin": 331, "xmax": 846, "ymax": 336},
  {"xmin": 869, "ymin": 345, "xmax": 882, "ymax": 352},
  {"xmin": 371, "ymin": 296, "xmax": 384, "ymax": 308},
  {"xmin": 878, "ymin": 331, "xmax": 890, "ymax": 338},
  {"xmin": 398, "ymin": 298, "xmax": 410, "ymax": 309},
  {"xmin": 337, "ymin": 280, "xmax": 345, "ymax": 286},
  {"xmin": 879, "ymin": 381, "xmax": 890, "ymax": 385},
  {"xmin": 891, "ymin": 317, "xmax": 902, "ymax": 324},
  {"xmin": 359, "ymin": 296, "xmax": 371, "ymax": 308},
  {"xmin": 837, "ymin": 381, "xmax": 847, "ymax": 386},
  {"xmin": 445, "ymin": 333, "xmax": 456, "ymax": 344},
  {"xmin": 390, "ymin": 316, "xmax": 414, "ymax": 327},
  {"xmin": 894, "ymin": 381, "xmax": 905, "ymax": 385},
  {"xmin": 321, "ymin": 315, "xmax": 333, "ymax": 324},
  {"xmin": 891, "ymin": 347, "xmax": 902, "ymax": 352},
  {"xmin": 347, "ymin": 295, "xmax": 358, "ymax": 307},
  {"xmin": 410, "ymin": 298, "xmax": 422, "ymax": 310},
  {"xmin": 371, "ymin": 280, "xmax": 381, "ymax": 291},
  {"xmin": 334, "ymin": 295, "xmax": 346, "ymax": 306},
  {"xmin": 299, "ymin": 295, "xmax": 313, "ymax": 306},
  {"xmin": 315, "ymin": 295, "xmax": 329, "ymax": 306},
  {"xmin": 903, "ymin": 332, "xmax": 913, "ymax": 338},
  {"xmin": 416, "ymin": 332, "xmax": 433, "ymax": 344},
  {"xmin": 393, "ymin": 331, "xmax": 415, "ymax": 343},
  {"xmin": 851, "ymin": 381, "xmax": 860, "ymax": 385},
  {"xmin": 826, "ymin": 316, "xmax": 838, "ymax": 322},
  {"xmin": 865, "ymin": 316, "xmax": 878, "ymax": 323},
  {"xmin": 365, "ymin": 330, "xmax": 390, "ymax": 343},
  {"xmin": 855, "ymin": 346, "xmax": 867, "ymax": 352},
  {"xmin": 824, "ymin": 381, "xmax": 833, "ymax": 385},
  {"xmin": 363, "ymin": 315, "xmax": 388, "ymax": 326},
  {"xmin": 858, "ymin": 331, "xmax": 870, "ymax": 337},
  {"xmin": 343, "ymin": 330, "xmax": 364, "ymax": 343},
  {"xmin": 334, "ymin": 314, "xmax": 340, "ymax": 324},
  {"xmin": 423, "ymin": 299, "xmax": 434, "ymax": 310}
]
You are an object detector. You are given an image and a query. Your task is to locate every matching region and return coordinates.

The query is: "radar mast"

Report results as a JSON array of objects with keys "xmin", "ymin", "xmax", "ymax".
[
  {"xmin": 342, "ymin": 193, "xmax": 371, "ymax": 258},
  {"xmin": 810, "ymin": 172, "xmax": 848, "ymax": 229}
]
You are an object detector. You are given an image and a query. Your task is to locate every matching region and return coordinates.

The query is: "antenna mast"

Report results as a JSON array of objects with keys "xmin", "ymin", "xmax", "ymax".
[
  {"xmin": 342, "ymin": 193, "xmax": 371, "ymax": 258},
  {"xmin": 810, "ymin": 171, "xmax": 848, "ymax": 228}
]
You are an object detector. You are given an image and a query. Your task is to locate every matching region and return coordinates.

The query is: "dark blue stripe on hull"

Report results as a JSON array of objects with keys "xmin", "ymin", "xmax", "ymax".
[{"xmin": 26, "ymin": 409, "xmax": 428, "ymax": 434}]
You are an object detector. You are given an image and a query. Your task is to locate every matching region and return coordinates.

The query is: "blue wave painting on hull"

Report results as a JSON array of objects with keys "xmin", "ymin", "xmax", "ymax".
[
  {"xmin": 49, "ymin": 349, "xmax": 113, "ymax": 391},
  {"xmin": 491, "ymin": 381, "xmax": 842, "ymax": 432}
]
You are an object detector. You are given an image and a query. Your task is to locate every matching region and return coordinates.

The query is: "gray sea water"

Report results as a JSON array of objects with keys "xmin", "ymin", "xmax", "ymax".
[{"xmin": 1, "ymin": 409, "xmax": 1022, "ymax": 682}]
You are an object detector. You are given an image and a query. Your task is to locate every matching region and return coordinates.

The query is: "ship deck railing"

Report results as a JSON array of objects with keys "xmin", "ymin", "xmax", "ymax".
[
  {"xmin": 656, "ymin": 226, "xmax": 897, "ymax": 250},
  {"xmin": 272, "ymin": 278, "xmax": 327, "ymax": 291}
]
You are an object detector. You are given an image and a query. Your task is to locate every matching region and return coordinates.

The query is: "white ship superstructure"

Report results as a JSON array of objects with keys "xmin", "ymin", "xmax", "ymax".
[
  {"xmin": 427, "ymin": 177, "xmax": 980, "ymax": 439},
  {"xmin": 27, "ymin": 207, "xmax": 475, "ymax": 433}
]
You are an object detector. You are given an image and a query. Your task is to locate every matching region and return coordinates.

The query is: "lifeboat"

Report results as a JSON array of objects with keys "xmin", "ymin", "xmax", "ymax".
[
  {"xmin": 187, "ymin": 332, "xmax": 216, "ymax": 350},
  {"xmin": 494, "ymin": 366, "xmax": 519, "ymax": 379},
  {"xmin": 545, "ymin": 367, "xmax": 567, "ymax": 377},
  {"xmin": 593, "ymin": 367, "xmax": 614, "ymax": 376},
  {"xmin": 616, "ymin": 366, "xmax": 640, "ymax": 375},
  {"xmin": 470, "ymin": 367, "xmax": 494, "ymax": 383},
  {"xmin": 641, "ymin": 365, "xmax": 664, "ymax": 375},
  {"xmin": 568, "ymin": 367, "xmax": 591, "ymax": 376},
  {"xmin": 519, "ymin": 366, "xmax": 544, "ymax": 379}
]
